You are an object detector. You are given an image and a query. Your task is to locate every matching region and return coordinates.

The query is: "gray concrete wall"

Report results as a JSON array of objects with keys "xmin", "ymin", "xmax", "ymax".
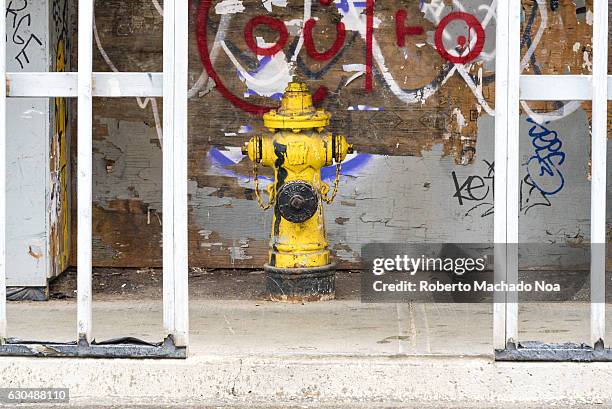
[
  {"xmin": 5, "ymin": 0, "xmax": 50, "ymax": 287},
  {"xmin": 202, "ymin": 108, "xmax": 604, "ymax": 268}
]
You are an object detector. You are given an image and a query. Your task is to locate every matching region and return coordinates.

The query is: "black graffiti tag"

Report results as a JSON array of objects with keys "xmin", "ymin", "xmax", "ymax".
[
  {"xmin": 6, "ymin": 0, "xmax": 44, "ymax": 69},
  {"xmin": 451, "ymin": 160, "xmax": 494, "ymax": 217}
]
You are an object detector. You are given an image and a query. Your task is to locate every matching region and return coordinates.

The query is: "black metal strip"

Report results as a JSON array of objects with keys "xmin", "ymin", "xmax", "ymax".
[
  {"xmin": 0, "ymin": 335, "xmax": 186, "ymax": 358},
  {"xmin": 496, "ymin": 341, "xmax": 612, "ymax": 362}
]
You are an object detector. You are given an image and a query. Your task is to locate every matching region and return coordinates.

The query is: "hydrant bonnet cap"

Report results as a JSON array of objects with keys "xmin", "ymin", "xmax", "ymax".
[{"xmin": 263, "ymin": 82, "xmax": 330, "ymax": 130}]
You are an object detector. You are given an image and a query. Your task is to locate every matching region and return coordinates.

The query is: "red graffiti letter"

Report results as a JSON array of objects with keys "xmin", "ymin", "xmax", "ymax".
[
  {"xmin": 197, "ymin": 0, "xmax": 327, "ymax": 116},
  {"xmin": 303, "ymin": 19, "xmax": 346, "ymax": 61},
  {"xmin": 244, "ymin": 16, "xmax": 289, "ymax": 56},
  {"xmin": 395, "ymin": 9, "xmax": 424, "ymax": 47},
  {"xmin": 365, "ymin": 0, "xmax": 374, "ymax": 91},
  {"xmin": 434, "ymin": 12, "xmax": 485, "ymax": 64}
]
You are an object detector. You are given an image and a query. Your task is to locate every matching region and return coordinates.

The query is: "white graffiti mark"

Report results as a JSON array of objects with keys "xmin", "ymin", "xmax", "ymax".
[
  {"xmin": 204, "ymin": 0, "xmax": 590, "ymax": 124},
  {"xmin": 93, "ymin": 4, "xmax": 163, "ymax": 144},
  {"xmin": 474, "ymin": 2, "xmax": 496, "ymax": 62},
  {"xmin": 262, "ymin": 0, "xmax": 288, "ymax": 12},
  {"xmin": 521, "ymin": 0, "xmax": 546, "ymax": 70},
  {"xmin": 221, "ymin": 40, "xmax": 294, "ymax": 96},
  {"xmin": 190, "ymin": 14, "xmax": 231, "ymax": 98},
  {"xmin": 215, "ymin": 0, "xmax": 245, "ymax": 15},
  {"xmin": 93, "ymin": 0, "xmax": 217, "ymax": 139},
  {"xmin": 152, "ymin": 0, "xmax": 163, "ymax": 16},
  {"xmin": 518, "ymin": 0, "xmax": 584, "ymax": 124},
  {"xmin": 343, "ymin": 64, "xmax": 366, "ymax": 86},
  {"xmin": 452, "ymin": 107, "xmax": 467, "ymax": 133},
  {"xmin": 420, "ymin": 0, "xmax": 448, "ymax": 25},
  {"xmin": 288, "ymin": 0, "xmax": 310, "ymax": 62},
  {"xmin": 216, "ymin": 0, "xmax": 301, "ymax": 92},
  {"xmin": 241, "ymin": 40, "xmax": 293, "ymax": 97},
  {"xmin": 521, "ymin": 101, "xmax": 583, "ymax": 125},
  {"xmin": 338, "ymin": 0, "xmax": 439, "ymax": 104},
  {"xmin": 581, "ymin": 50, "xmax": 592, "ymax": 72},
  {"xmin": 364, "ymin": 0, "xmax": 494, "ymax": 112}
]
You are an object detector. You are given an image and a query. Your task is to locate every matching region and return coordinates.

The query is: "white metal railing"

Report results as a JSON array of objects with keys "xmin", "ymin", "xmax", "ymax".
[
  {"xmin": 6, "ymin": 73, "xmax": 163, "ymax": 97},
  {"xmin": 494, "ymin": 0, "xmax": 610, "ymax": 355},
  {"xmin": 0, "ymin": 0, "xmax": 189, "ymax": 354},
  {"xmin": 1, "ymin": 0, "xmax": 610, "ymax": 359}
]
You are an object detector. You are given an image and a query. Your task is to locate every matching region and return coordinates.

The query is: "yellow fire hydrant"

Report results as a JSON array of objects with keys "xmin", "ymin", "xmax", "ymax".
[{"xmin": 242, "ymin": 82, "xmax": 352, "ymax": 301}]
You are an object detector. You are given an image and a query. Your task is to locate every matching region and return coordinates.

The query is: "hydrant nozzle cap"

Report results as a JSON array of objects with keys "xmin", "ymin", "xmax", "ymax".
[{"xmin": 263, "ymin": 82, "xmax": 330, "ymax": 130}]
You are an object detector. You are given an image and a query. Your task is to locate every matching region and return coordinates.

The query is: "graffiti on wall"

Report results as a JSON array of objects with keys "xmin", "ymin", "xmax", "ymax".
[
  {"xmin": 5, "ymin": 0, "xmax": 44, "ymax": 69},
  {"xmin": 451, "ymin": 159, "xmax": 494, "ymax": 218},
  {"xmin": 196, "ymin": 0, "xmax": 497, "ymax": 115},
  {"xmin": 194, "ymin": 0, "xmax": 590, "ymax": 124},
  {"xmin": 50, "ymin": 0, "xmax": 70, "ymax": 273},
  {"xmin": 93, "ymin": 0, "xmax": 164, "ymax": 144},
  {"xmin": 524, "ymin": 118, "xmax": 566, "ymax": 196},
  {"xmin": 451, "ymin": 118, "xmax": 568, "ymax": 217},
  {"xmin": 89, "ymin": 0, "xmax": 593, "ymax": 157}
]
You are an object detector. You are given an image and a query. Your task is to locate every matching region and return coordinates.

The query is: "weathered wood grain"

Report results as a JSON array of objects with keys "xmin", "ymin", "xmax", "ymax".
[{"xmin": 69, "ymin": 0, "xmax": 610, "ymax": 270}]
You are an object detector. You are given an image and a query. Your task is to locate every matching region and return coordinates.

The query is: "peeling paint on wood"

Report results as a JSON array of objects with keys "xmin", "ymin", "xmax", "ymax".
[{"xmin": 79, "ymin": 0, "xmax": 612, "ymax": 270}]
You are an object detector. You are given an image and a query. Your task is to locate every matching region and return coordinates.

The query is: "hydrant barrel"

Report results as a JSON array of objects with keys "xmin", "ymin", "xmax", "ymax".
[{"xmin": 243, "ymin": 82, "xmax": 351, "ymax": 302}]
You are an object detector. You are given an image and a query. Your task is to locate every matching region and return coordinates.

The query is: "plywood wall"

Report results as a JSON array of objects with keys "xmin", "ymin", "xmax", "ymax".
[{"xmin": 77, "ymin": 0, "xmax": 612, "ymax": 269}]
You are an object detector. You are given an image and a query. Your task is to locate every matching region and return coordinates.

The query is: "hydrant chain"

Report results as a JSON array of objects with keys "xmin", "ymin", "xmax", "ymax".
[
  {"xmin": 253, "ymin": 163, "xmax": 275, "ymax": 210},
  {"xmin": 321, "ymin": 163, "xmax": 342, "ymax": 204}
]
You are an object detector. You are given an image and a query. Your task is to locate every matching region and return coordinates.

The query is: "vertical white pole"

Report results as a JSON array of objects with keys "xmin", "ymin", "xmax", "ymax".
[
  {"xmin": 77, "ymin": 0, "xmax": 94, "ymax": 342},
  {"xmin": 504, "ymin": 0, "xmax": 521, "ymax": 346},
  {"xmin": 0, "ymin": 0, "xmax": 8, "ymax": 342},
  {"xmin": 493, "ymin": 0, "xmax": 509, "ymax": 350},
  {"xmin": 162, "ymin": 0, "xmax": 176, "ymax": 337},
  {"xmin": 173, "ymin": 0, "xmax": 189, "ymax": 348},
  {"xmin": 590, "ymin": 0, "xmax": 608, "ymax": 349}
]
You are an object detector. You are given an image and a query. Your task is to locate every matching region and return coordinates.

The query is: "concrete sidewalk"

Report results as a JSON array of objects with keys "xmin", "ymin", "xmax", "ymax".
[
  {"xmin": 1, "ymin": 299, "xmax": 611, "ymax": 406},
  {"xmin": 1, "ymin": 352, "xmax": 611, "ymax": 407},
  {"xmin": 4, "ymin": 300, "xmax": 603, "ymax": 355}
]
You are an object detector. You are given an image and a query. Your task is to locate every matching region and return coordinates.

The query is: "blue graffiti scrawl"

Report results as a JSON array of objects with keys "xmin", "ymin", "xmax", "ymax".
[
  {"xmin": 524, "ymin": 118, "xmax": 566, "ymax": 195},
  {"xmin": 451, "ymin": 118, "xmax": 567, "ymax": 217},
  {"xmin": 208, "ymin": 147, "xmax": 372, "ymax": 184},
  {"xmin": 520, "ymin": 118, "xmax": 566, "ymax": 213}
]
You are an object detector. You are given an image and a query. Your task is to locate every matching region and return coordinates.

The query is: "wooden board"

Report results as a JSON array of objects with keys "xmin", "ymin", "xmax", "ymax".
[{"xmin": 69, "ymin": 0, "xmax": 611, "ymax": 269}]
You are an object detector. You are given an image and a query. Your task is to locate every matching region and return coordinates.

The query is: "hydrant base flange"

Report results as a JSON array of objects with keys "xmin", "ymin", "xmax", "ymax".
[{"xmin": 264, "ymin": 263, "xmax": 336, "ymax": 302}]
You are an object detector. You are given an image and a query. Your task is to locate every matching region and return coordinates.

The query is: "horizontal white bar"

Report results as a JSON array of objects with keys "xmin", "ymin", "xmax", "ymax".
[
  {"xmin": 520, "ymin": 75, "xmax": 592, "ymax": 100},
  {"xmin": 8, "ymin": 73, "xmax": 612, "ymax": 102},
  {"xmin": 6, "ymin": 72, "xmax": 163, "ymax": 97},
  {"xmin": 8, "ymin": 73, "xmax": 612, "ymax": 101},
  {"xmin": 520, "ymin": 75, "xmax": 612, "ymax": 101}
]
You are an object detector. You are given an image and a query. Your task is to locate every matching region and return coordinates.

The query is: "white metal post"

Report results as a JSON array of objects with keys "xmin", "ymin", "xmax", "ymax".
[
  {"xmin": 0, "ymin": 0, "xmax": 7, "ymax": 343},
  {"xmin": 494, "ymin": 0, "xmax": 520, "ymax": 350},
  {"xmin": 505, "ymin": 0, "xmax": 521, "ymax": 347},
  {"xmin": 493, "ymin": 0, "xmax": 509, "ymax": 350},
  {"xmin": 163, "ymin": 0, "xmax": 189, "ymax": 347},
  {"xmin": 173, "ymin": 0, "xmax": 189, "ymax": 347},
  {"xmin": 590, "ymin": 0, "xmax": 608, "ymax": 349},
  {"xmin": 162, "ymin": 0, "xmax": 176, "ymax": 338},
  {"xmin": 77, "ymin": 0, "xmax": 94, "ymax": 342}
]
